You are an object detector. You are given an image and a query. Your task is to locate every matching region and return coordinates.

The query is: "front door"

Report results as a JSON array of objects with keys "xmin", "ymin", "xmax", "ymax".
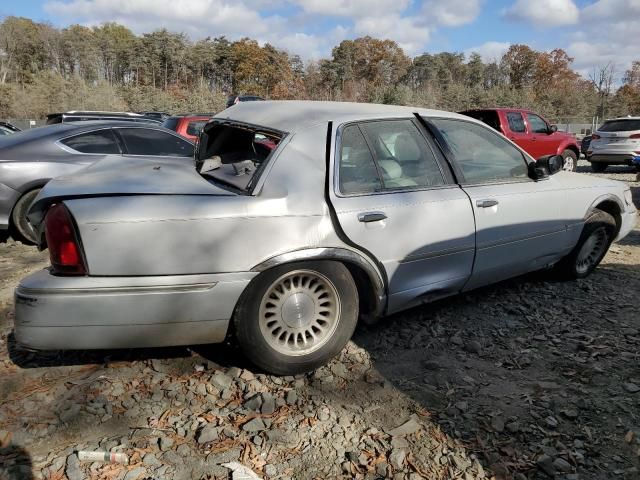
[
  {"xmin": 329, "ymin": 118, "xmax": 476, "ymax": 313},
  {"xmin": 428, "ymin": 117, "xmax": 571, "ymax": 290}
]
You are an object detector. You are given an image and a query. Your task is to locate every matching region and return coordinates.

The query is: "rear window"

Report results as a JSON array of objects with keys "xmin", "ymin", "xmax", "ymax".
[
  {"xmin": 60, "ymin": 129, "xmax": 120, "ymax": 154},
  {"xmin": 460, "ymin": 110, "xmax": 501, "ymax": 132},
  {"xmin": 599, "ymin": 119, "xmax": 640, "ymax": 132},
  {"xmin": 186, "ymin": 120, "xmax": 207, "ymax": 136},
  {"xmin": 197, "ymin": 122, "xmax": 282, "ymax": 192},
  {"xmin": 162, "ymin": 117, "xmax": 180, "ymax": 131}
]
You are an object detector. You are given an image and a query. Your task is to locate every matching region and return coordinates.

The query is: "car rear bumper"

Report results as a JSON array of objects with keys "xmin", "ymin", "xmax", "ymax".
[
  {"xmin": 589, "ymin": 153, "xmax": 635, "ymax": 164},
  {"xmin": 14, "ymin": 269, "xmax": 256, "ymax": 350},
  {"xmin": 0, "ymin": 182, "xmax": 20, "ymax": 230}
]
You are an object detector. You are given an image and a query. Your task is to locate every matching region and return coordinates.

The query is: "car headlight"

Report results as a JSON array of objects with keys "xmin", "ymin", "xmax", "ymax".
[{"xmin": 624, "ymin": 188, "xmax": 633, "ymax": 206}]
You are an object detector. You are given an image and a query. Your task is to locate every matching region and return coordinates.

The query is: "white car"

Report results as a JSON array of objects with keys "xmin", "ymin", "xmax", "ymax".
[{"xmin": 588, "ymin": 117, "xmax": 640, "ymax": 172}]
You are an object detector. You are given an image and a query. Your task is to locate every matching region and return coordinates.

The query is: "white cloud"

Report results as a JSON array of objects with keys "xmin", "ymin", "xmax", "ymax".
[
  {"xmin": 422, "ymin": 0, "xmax": 483, "ymax": 27},
  {"xmin": 296, "ymin": 0, "xmax": 410, "ymax": 17},
  {"xmin": 504, "ymin": 0, "xmax": 579, "ymax": 27},
  {"xmin": 464, "ymin": 41, "xmax": 511, "ymax": 63},
  {"xmin": 354, "ymin": 15, "xmax": 431, "ymax": 55}
]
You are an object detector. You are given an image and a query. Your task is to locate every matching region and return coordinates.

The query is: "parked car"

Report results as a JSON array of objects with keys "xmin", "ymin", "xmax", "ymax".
[
  {"xmin": 460, "ymin": 108, "xmax": 581, "ymax": 172},
  {"xmin": 0, "ymin": 121, "xmax": 21, "ymax": 136},
  {"xmin": 14, "ymin": 101, "xmax": 636, "ymax": 375},
  {"xmin": 46, "ymin": 111, "xmax": 162, "ymax": 125},
  {"xmin": 162, "ymin": 114, "xmax": 213, "ymax": 142},
  {"xmin": 581, "ymin": 135, "xmax": 592, "ymax": 157},
  {"xmin": 226, "ymin": 95, "xmax": 264, "ymax": 108},
  {"xmin": 0, "ymin": 121, "xmax": 194, "ymax": 243},
  {"xmin": 587, "ymin": 117, "xmax": 640, "ymax": 172}
]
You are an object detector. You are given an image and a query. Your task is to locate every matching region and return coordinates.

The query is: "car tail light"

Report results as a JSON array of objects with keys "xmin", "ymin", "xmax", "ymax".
[
  {"xmin": 630, "ymin": 133, "xmax": 640, "ymax": 139},
  {"xmin": 591, "ymin": 134, "xmax": 601, "ymax": 140},
  {"xmin": 45, "ymin": 204, "xmax": 87, "ymax": 275}
]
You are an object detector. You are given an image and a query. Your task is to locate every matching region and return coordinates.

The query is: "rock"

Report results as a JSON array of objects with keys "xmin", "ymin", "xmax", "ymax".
[
  {"xmin": 553, "ymin": 457, "xmax": 572, "ymax": 473},
  {"xmin": 451, "ymin": 336, "xmax": 464, "ymax": 346},
  {"xmin": 317, "ymin": 407, "xmax": 330, "ymax": 421},
  {"xmin": 455, "ymin": 401, "xmax": 468, "ymax": 412},
  {"xmin": 159, "ymin": 436, "xmax": 174, "ymax": 451},
  {"xmin": 376, "ymin": 461, "xmax": 389, "ymax": 477},
  {"xmin": 561, "ymin": 409, "xmax": 579, "ymax": 419},
  {"xmin": 261, "ymin": 393, "xmax": 276, "ymax": 414},
  {"xmin": 465, "ymin": 340, "xmax": 482, "ymax": 354},
  {"xmin": 163, "ymin": 450, "xmax": 184, "ymax": 464},
  {"xmin": 536, "ymin": 454, "xmax": 555, "ymax": 476},
  {"xmin": 388, "ymin": 417, "xmax": 421, "ymax": 437},
  {"xmin": 211, "ymin": 372, "xmax": 233, "ymax": 390},
  {"xmin": 623, "ymin": 383, "xmax": 640, "ymax": 393},
  {"xmin": 242, "ymin": 418, "xmax": 266, "ymax": 432},
  {"xmin": 265, "ymin": 464, "xmax": 277, "ymax": 476},
  {"xmin": 59, "ymin": 404, "xmax": 81, "ymax": 423},
  {"xmin": 389, "ymin": 448, "xmax": 406, "ymax": 469},
  {"xmin": 143, "ymin": 453, "xmax": 161, "ymax": 466},
  {"xmin": 65, "ymin": 453, "xmax": 82, "ymax": 480},
  {"xmin": 286, "ymin": 390, "xmax": 298, "ymax": 405},
  {"xmin": 506, "ymin": 421, "xmax": 520, "ymax": 433},
  {"xmin": 490, "ymin": 416, "xmax": 505, "ymax": 433},
  {"xmin": 123, "ymin": 467, "xmax": 146, "ymax": 480},
  {"xmin": 545, "ymin": 416, "xmax": 559, "ymax": 428},
  {"xmin": 197, "ymin": 424, "xmax": 219, "ymax": 444},
  {"xmin": 244, "ymin": 394, "xmax": 262, "ymax": 411},
  {"xmin": 421, "ymin": 360, "xmax": 442, "ymax": 370}
]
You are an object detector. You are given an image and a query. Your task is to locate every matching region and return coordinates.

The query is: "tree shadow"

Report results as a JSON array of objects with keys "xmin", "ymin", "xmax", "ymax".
[{"xmin": 0, "ymin": 445, "xmax": 33, "ymax": 480}]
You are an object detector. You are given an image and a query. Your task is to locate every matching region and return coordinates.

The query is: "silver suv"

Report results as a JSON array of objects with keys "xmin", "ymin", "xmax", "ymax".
[{"xmin": 588, "ymin": 117, "xmax": 640, "ymax": 172}]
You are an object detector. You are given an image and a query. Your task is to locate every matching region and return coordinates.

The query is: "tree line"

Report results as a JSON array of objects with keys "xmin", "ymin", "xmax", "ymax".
[{"xmin": 0, "ymin": 16, "xmax": 638, "ymax": 121}]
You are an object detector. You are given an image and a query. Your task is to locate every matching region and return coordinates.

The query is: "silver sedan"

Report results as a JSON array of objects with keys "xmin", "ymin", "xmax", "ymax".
[{"xmin": 14, "ymin": 101, "xmax": 637, "ymax": 374}]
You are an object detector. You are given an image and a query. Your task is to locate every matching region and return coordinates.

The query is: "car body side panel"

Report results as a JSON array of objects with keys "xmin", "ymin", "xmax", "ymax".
[{"xmin": 0, "ymin": 182, "xmax": 19, "ymax": 229}]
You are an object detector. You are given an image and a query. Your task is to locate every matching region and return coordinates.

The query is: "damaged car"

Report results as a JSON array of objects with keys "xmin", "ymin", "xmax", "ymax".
[{"xmin": 14, "ymin": 101, "xmax": 637, "ymax": 374}]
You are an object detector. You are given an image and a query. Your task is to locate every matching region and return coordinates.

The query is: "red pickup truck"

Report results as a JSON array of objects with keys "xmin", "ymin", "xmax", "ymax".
[{"xmin": 460, "ymin": 108, "xmax": 580, "ymax": 172}]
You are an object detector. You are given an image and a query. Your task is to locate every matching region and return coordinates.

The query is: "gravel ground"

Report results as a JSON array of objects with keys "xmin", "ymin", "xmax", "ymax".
[{"xmin": 1, "ymin": 160, "xmax": 639, "ymax": 480}]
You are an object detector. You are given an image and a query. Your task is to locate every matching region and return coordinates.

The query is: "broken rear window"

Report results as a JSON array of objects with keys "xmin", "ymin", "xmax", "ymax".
[{"xmin": 196, "ymin": 122, "xmax": 283, "ymax": 193}]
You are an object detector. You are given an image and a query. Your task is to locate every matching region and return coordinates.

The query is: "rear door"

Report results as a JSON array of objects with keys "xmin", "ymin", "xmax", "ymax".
[
  {"xmin": 330, "ymin": 118, "xmax": 476, "ymax": 313},
  {"xmin": 428, "ymin": 117, "xmax": 571, "ymax": 290},
  {"xmin": 526, "ymin": 112, "xmax": 556, "ymax": 158}
]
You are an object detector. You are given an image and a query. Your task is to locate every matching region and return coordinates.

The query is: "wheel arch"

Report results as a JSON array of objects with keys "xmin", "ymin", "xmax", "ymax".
[
  {"xmin": 587, "ymin": 194, "xmax": 623, "ymax": 236},
  {"xmin": 250, "ymin": 247, "xmax": 387, "ymax": 319},
  {"xmin": 9, "ymin": 182, "xmax": 47, "ymax": 228}
]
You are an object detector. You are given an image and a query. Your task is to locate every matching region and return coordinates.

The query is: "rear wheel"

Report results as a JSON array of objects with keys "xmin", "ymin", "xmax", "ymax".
[
  {"xmin": 11, "ymin": 189, "xmax": 41, "ymax": 244},
  {"xmin": 590, "ymin": 162, "xmax": 608, "ymax": 173},
  {"xmin": 561, "ymin": 150, "xmax": 578, "ymax": 172},
  {"xmin": 555, "ymin": 210, "xmax": 616, "ymax": 279},
  {"xmin": 234, "ymin": 261, "xmax": 359, "ymax": 375}
]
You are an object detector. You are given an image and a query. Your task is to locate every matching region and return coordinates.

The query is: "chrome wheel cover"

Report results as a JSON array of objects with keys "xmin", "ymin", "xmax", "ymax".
[
  {"xmin": 575, "ymin": 227, "xmax": 608, "ymax": 274},
  {"xmin": 563, "ymin": 155, "xmax": 575, "ymax": 172},
  {"xmin": 259, "ymin": 270, "xmax": 341, "ymax": 356}
]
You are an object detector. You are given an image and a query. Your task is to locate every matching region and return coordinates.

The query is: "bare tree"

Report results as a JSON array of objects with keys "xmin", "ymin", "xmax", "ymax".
[{"xmin": 589, "ymin": 63, "xmax": 615, "ymax": 119}]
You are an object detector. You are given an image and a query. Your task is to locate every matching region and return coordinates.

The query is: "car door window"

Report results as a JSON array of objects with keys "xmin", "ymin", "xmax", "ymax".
[
  {"xmin": 186, "ymin": 121, "xmax": 207, "ymax": 137},
  {"xmin": 506, "ymin": 112, "xmax": 525, "ymax": 133},
  {"xmin": 527, "ymin": 114, "xmax": 549, "ymax": 134},
  {"xmin": 60, "ymin": 129, "xmax": 120, "ymax": 154},
  {"xmin": 117, "ymin": 128, "xmax": 193, "ymax": 157},
  {"xmin": 360, "ymin": 120, "xmax": 445, "ymax": 189},
  {"xmin": 431, "ymin": 119, "xmax": 529, "ymax": 183},
  {"xmin": 338, "ymin": 125, "xmax": 382, "ymax": 195}
]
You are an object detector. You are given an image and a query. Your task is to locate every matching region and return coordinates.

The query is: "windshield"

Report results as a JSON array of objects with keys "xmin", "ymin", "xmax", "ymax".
[
  {"xmin": 599, "ymin": 119, "xmax": 640, "ymax": 132},
  {"xmin": 197, "ymin": 122, "xmax": 282, "ymax": 192}
]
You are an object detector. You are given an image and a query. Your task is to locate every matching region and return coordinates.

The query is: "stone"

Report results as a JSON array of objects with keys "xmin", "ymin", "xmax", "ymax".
[
  {"xmin": 159, "ymin": 436, "xmax": 174, "ymax": 451},
  {"xmin": 163, "ymin": 450, "xmax": 184, "ymax": 465},
  {"xmin": 211, "ymin": 372, "xmax": 233, "ymax": 390},
  {"xmin": 388, "ymin": 417, "xmax": 421, "ymax": 437},
  {"xmin": 490, "ymin": 416, "xmax": 505, "ymax": 433},
  {"xmin": 143, "ymin": 453, "xmax": 161, "ymax": 466},
  {"xmin": 421, "ymin": 360, "xmax": 442, "ymax": 370},
  {"xmin": 286, "ymin": 390, "xmax": 298, "ymax": 405},
  {"xmin": 265, "ymin": 464, "xmax": 277, "ymax": 476},
  {"xmin": 65, "ymin": 453, "xmax": 82, "ymax": 480},
  {"xmin": 261, "ymin": 393, "xmax": 276, "ymax": 414},
  {"xmin": 623, "ymin": 383, "xmax": 640, "ymax": 393},
  {"xmin": 553, "ymin": 458, "xmax": 572, "ymax": 473},
  {"xmin": 465, "ymin": 340, "xmax": 482, "ymax": 354},
  {"xmin": 176, "ymin": 444, "xmax": 191, "ymax": 457},
  {"xmin": 536, "ymin": 455, "xmax": 555, "ymax": 476},
  {"xmin": 198, "ymin": 424, "xmax": 220, "ymax": 445},
  {"xmin": 123, "ymin": 467, "xmax": 146, "ymax": 480},
  {"xmin": 242, "ymin": 418, "xmax": 267, "ymax": 432},
  {"xmin": 545, "ymin": 416, "xmax": 559, "ymax": 428},
  {"xmin": 244, "ymin": 394, "xmax": 262, "ymax": 411},
  {"xmin": 389, "ymin": 449, "xmax": 406, "ymax": 469}
]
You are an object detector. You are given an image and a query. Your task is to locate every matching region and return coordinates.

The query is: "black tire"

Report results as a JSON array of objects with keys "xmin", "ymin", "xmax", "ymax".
[
  {"xmin": 561, "ymin": 149, "xmax": 578, "ymax": 172},
  {"xmin": 590, "ymin": 162, "xmax": 608, "ymax": 173},
  {"xmin": 555, "ymin": 210, "xmax": 616, "ymax": 279},
  {"xmin": 11, "ymin": 189, "xmax": 41, "ymax": 244},
  {"xmin": 234, "ymin": 261, "xmax": 358, "ymax": 375}
]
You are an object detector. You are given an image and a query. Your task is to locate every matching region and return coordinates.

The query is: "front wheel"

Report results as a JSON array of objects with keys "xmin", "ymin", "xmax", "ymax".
[
  {"xmin": 233, "ymin": 261, "xmax": 359, "ymax": 375},
  {"xmin": 561, "ymin": 150, "xmax": 578, "ymax": 172},
  {"xmin": 555, "ymin": 210, "xmax": 616, "ymax": 279}
]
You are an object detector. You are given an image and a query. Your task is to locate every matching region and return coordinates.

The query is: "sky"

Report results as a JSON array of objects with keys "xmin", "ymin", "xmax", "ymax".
[{"xmin": 1, "ymin": 0, "xmax": 637, "ymax": 81}]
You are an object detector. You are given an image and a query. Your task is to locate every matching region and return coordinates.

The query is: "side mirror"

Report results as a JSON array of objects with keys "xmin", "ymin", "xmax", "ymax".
[
  {"xmin": 532, "ymin": 155, "xmax": 563, "ymax": 179},
  {"xmin": 549, "ymin": 124, "xmax": 558, "ymax": 134}
]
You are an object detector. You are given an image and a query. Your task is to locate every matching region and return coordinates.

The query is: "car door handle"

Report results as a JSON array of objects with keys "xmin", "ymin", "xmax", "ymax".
[
  {"xmin": 358, "ymin": 211, "xmax": 387, "ymax": 223},
  {"xmin": 476, "ymin": 199, "xmax": 499, "ymax": 208}
]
